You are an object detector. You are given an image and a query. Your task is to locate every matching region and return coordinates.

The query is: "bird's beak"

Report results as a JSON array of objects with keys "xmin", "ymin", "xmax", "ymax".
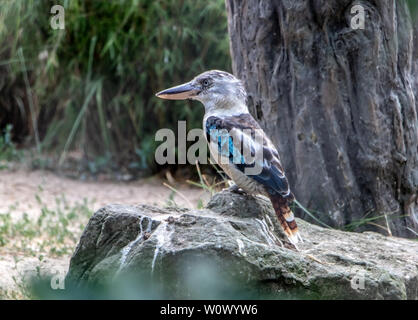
[{"xmin": 155, "ymin": 82, "xmax": 199, "ymax": 100}]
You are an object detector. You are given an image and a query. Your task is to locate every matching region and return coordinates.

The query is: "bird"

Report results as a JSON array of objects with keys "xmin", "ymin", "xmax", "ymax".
[{"xmin": 156, "ymin": 70, "xmax": 302, "ymax": 245}]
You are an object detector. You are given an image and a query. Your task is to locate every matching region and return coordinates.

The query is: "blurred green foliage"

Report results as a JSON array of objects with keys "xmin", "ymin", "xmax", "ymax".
[
  {"xmin": 0, "ymin": 124, "xmax": 21, "ymax": 168},
  {"xmin": 407, "ymin": 0, "xmax": 418, "ymax": 20},
  {"xmin": 29, "ymin": 259, "xmax": 310, "ymax": 300},
  {"xmin": 0, "ymin": 0, "xmax": 231, "ymax": 174},
  {"xmin": 2, "ymin": 0, "xmax": 416, "ymax": 176}
]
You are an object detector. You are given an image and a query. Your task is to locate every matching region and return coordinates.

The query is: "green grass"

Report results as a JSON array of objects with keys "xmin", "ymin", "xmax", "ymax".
[
  {"xmin": 0, "ymin": 189, "xmax": 94, "ymax": 299},
  {"xmin": 0, "ymin": 124, "xmax": 21, "ymax": 169},
  {"xmin": 0, "ymin": 0, "xmax": 231, "ymax": 174},
  {"xmin": 0, "ymin": 193, "xmax": 93, "ymax": 257}
]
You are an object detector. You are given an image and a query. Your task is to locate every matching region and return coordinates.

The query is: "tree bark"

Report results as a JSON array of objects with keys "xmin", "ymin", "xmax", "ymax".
[{"xmin": 226, "ymin": 0, "xmax": 418, "ymax": 237}]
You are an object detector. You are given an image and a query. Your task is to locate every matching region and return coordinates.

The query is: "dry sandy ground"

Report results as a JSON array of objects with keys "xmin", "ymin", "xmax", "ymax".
[
  {"xmin": 0, "ymin": 169, "xmax": 209, "ymax": 218},
  {"xmin": 0, "ymin": 169, "xmax": 210, "ymax": 298}
]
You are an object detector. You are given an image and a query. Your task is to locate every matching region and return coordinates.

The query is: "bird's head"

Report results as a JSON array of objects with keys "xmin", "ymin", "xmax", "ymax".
[{"xmin": 155, "ymin": 70, "xmax": 247, "ymax": 112}]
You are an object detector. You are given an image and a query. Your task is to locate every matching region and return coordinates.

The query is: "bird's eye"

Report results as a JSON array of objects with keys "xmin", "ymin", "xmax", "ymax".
[{"xmin": 202, "ymin": 79, "xmax": 210, "ymax": 87}]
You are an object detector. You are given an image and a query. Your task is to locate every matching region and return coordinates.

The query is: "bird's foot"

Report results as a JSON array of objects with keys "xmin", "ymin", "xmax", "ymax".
[
  {"xmin": 284, "ymin": 233, "xmax": 303, "ymax": 251},
  {"xmin": 283, "ymin": 239, "xmax": 300, "ymax": 252},
  {"xmin": 225, "ymin": 184, "xmax": 247, "ymax": 195}
]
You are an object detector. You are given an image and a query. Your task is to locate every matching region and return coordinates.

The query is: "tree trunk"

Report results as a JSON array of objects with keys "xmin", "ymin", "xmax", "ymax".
[{"xmin": 226, "ymin": 0, "xmax": 418, "ymax": 238}]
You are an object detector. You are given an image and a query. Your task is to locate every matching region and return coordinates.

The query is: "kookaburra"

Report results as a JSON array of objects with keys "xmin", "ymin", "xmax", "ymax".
[{"xmin": 156, "ymin": 70, "xmax": 302, "ymax": 245}]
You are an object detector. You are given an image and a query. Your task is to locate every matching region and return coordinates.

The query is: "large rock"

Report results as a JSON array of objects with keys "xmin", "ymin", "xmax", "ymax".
[{"xmin": 66, "ymin": 191, "xmax": 418, "ymax": 299}]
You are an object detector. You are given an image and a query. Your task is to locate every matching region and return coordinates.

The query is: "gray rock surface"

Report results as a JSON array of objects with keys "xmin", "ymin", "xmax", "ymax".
[{"xmin": 66, "ymin": 191, "xmax": 418, "ymax": 299}]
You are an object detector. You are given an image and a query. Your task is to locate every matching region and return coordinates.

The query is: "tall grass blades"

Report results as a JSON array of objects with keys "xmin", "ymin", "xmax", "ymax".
[{"xmin": 0, "ymin": 0, "xmax": 231, "ymax": 174}]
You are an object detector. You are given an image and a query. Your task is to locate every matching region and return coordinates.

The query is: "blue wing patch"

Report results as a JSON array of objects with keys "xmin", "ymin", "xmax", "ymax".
[
  {"xmin": 206, "ymin": 123, "xmax": 245, "ymax": 165},
  {"xmin": 205, "ymin": 115, "xmax": 290, "ymax": 197}
]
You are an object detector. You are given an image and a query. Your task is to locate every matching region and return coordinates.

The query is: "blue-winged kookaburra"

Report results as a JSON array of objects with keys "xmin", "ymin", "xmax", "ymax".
[{"xmin": 156, "ymin": 70, "xmax": 302, "ymax": 245}]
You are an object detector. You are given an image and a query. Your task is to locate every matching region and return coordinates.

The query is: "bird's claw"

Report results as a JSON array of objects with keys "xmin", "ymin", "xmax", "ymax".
[{"xmin": 225, "ymin": 184, "xmax": 247, "ymax": 195}]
